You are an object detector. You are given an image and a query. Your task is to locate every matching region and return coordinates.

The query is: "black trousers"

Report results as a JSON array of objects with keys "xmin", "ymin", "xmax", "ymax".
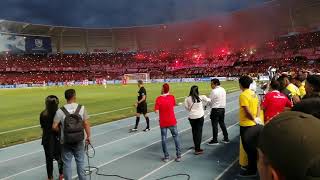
[
  {"xmin": 189, "ymin": 117, "xmax": 204, "ymax": 151},
  {"xmin": 210, "ymin": 108, "xmax": 228, "ymax": 142},
  {"xmin": 43, "ymin": 136, "xmax": 63, "ymax": 178},
  {"xmin": 240, "ymin": 125, "xmax": 263, "ymax": 173}
]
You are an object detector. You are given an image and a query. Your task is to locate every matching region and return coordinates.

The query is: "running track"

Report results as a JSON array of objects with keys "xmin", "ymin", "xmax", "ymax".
[{"xmin": 0, "ymin": 92, "xmax": 252, "ymax": 180}]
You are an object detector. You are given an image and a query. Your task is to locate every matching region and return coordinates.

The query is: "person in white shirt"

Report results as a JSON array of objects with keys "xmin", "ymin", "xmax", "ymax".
[
  {"xmin": 184, "ymin": 85, "xmax": 211, "ymax": 155},
  {"xmin": 207, "ymin": 79, "xmax": 229, "ymax": 145},
  {"xmin": 250, "ymin": 80, "xmax": 257, "ymax": 93}
]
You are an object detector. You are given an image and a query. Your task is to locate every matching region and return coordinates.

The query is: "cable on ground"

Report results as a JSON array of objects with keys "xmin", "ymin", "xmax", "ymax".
[{"xmin": 84, "ymin": 142, "xmax": 190, "ymax": 180}]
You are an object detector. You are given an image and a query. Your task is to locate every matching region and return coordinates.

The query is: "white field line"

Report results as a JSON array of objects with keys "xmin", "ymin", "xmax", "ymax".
[
  {"xmin": 72, "ymin": 107, "xmax": 239, "ymax": 180},
  {"xmin": 88, "ymin": 113, "xmax": 193, "ymax": 151},
  {"xmin": 87, "ymin": 96, "xmax": 186, "ymax": 117},
  {"xmin": 0, "ymin": 97, "xmax": 185, "ymax": 135},
  {"xmin": 89, "ymin": 99, "xmax": 238, "ymax": 151},
  {"xmin": 0, "ymin": 105, "xmax": 185, "ymax": 151},
  {"xmin": 0, "ymin": 97, "xmax": 238, "ymax": 162},
  {"xmin": 1, "ymin": 107, "xmax": 239, "ymax": 180},
  {"xmin": 0, "ymin": 97, "xmax": 239, "ymax": 162},
  {"xmin": 138, "ymin": 122, "xmax": 240, "ymax": 180},
  {"xmin": 90, "ymin": 109, "xmax": 185, "ymax": 138},
  {"xmin": 0, "ymin": 90, "xmax": 239, "ymax": 135},
  {"xmin": 214, "ymin": 158, "xmax": 239, "ymax": 180},
  {"xmin": 0, "ymin": 125, "xmax": 41, "ymax": 135},
  {"xmin": 0, "ymin": 109, "xmax": 186, "ymax": 164},
  {"xmin": 0, "ymin": 112, "xmax": 202, "ymax": 180}
]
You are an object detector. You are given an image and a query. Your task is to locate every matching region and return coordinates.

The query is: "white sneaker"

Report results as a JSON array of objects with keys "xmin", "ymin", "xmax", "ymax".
[
  {"xmin": 130, "ymin": 128, "xmax": 138, "ymax": 132},
  {"xmin": 162, "ymin": 157, "xmax": 170, "ymax": 162}
]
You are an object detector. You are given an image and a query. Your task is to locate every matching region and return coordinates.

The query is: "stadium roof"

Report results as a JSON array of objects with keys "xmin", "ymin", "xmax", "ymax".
[
  {"xmin": 0, "ymin": 0, "xmax": 271, "ymax": 28},
  {"xmin": 0, "ymin": 0, "xmax": 320, "ymax": 52},
  {"xmin": 0, "ymin": 0, "xmax": 319, "ymax": 36}
]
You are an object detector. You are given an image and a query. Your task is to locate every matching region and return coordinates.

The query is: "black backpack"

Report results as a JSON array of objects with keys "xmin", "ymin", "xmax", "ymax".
[{"xmin": 61, "ymin": 105, "xmax": 84, "ymax": 144}]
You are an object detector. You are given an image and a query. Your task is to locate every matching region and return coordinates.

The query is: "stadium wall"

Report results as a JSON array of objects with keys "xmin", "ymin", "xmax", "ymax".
[{"xmin": 0, "ymin": 77, "xmax": 237, "ymax": 89}]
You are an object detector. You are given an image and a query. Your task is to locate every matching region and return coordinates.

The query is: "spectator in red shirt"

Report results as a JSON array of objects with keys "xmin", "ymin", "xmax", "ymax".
[
  {"xmin": 261, "ymin": 80, "xmax": 293, "ymax": 124},
  {"xmin": 155, "ymin": 83, "xmax": 181, "ymax": 162}
]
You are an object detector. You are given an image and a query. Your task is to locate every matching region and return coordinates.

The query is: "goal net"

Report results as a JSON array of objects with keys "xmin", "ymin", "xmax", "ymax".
[{"xmin": 123, "ymin": 73, "xmax": 150, "ymax": 84}]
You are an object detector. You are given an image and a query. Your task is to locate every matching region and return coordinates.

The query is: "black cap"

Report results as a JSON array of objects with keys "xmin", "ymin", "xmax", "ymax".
[{"xmin": 258, "ymin": 111, "xmax": 320, "ymax": 180}]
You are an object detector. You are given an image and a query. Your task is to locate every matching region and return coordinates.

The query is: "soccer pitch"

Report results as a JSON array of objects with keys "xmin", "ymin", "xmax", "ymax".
[{"xmin": 0, "ymin": 81, "xmax": 239, "ymax": 147}]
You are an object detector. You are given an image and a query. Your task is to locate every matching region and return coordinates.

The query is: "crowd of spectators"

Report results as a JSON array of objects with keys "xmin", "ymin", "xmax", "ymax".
[{"xmin": 1, "ymin": 31, "xmax": 320, "ymax": 85}]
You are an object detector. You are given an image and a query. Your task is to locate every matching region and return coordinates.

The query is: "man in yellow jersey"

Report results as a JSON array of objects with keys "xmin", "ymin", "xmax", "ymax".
[
  {"xmin": 293, "ymin": 75, "xmax": 306, "ymax": 99},
  {"xmin": 286, "ymin": 76, "xmax": 301, "ymax": 100},
  {"xmin": 278, "ymin": 75, "xmax": 300, "ymax": 104},
  {"xmin": 238, "ymin": 75, "xmax": 263, "ymax": 177}
]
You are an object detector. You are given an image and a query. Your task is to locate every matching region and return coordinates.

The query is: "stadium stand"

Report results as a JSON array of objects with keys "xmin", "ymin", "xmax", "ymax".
[
  {"xmin": 1, "ymin": 0, "xmax": 320, "ymax": 180},
  {"xmin": 1, "ymin": 30, "xmax": 320, "ymax": 85}
]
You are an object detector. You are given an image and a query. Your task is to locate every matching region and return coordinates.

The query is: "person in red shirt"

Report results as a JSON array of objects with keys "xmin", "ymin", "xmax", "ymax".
[
  {"xmin": 262, "ymin": 80, "xmax": 293, "ymax": 124},
  {"xmin": 155, "ymin": 83, "xmax": 181, "ymax": 162}
]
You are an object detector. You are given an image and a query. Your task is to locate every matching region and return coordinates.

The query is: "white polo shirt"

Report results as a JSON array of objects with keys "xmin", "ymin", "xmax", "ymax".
[{"xmin": 209, "ymin": 86, "xmax": 226, "ymax": 109}]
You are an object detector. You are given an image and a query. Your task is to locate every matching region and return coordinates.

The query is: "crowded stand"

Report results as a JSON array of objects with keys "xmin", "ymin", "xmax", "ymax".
[
  {"xmin": 1, "ymin": 30, "xmax": 320, "ymax": 85},
  {"xmin": 2, "ymin": 0, "xmax": 320, "ymax": 179}
]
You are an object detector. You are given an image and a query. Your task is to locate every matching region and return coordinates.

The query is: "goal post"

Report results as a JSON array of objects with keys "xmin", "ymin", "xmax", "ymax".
[{"xmin": 123, "ymin": 73, "xmax": 150, "ymax": 84}]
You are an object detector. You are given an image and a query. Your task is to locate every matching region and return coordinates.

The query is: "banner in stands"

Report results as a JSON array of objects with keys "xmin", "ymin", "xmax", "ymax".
[
  {"xmin": 25, "ymin": 36, "xmax": 52, "ymax": 54},
  {"xmin": 227, "ymin": 77, "xmax": 238, "ymax": 81},
  {"xmin": 151, "ymin": 79, "xmax": 165, "ymax": 83},
  {"xmin": 0, "ymin": 34, "xmax": 52, "ymax": 54},
  {"xmin": 259, "ymin": 75, "xmax": 270, "ymax": 81},
  {"xmin": 0, "ymin": 34, "xmax": 25, "ymax": 53}
]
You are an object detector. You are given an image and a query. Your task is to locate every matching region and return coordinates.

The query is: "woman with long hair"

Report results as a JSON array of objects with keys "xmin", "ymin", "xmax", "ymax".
[
  {"xmin": 40, "ymin": 95, "xmax": 63, "ymax": 180},
  {"xmin": 184, "ymin": 85, "xmax": 211, "ymax": 155}
]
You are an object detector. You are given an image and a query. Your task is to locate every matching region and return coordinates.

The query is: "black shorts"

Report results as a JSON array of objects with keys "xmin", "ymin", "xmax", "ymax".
[{"xmin": 137, "ymin": 103, "xmax": 147, "ymax": 114}]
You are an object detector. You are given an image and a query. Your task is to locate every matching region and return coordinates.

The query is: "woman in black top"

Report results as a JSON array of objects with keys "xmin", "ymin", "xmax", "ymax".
[{"xmin": 40, "ymin": 95, "xmax": 63, "ymax": 180}]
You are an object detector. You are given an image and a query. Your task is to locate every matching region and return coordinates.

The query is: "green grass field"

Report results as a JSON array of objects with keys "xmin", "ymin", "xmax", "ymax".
[{"xmin": 0, "ymin": 81, "xmax": 239, "ymax": 147}]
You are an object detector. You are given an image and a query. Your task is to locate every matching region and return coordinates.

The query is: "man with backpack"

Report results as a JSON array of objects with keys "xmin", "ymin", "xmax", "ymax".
[{"xmin": 53, "ymin": 89, "xmax": 91, "ymax": 180}]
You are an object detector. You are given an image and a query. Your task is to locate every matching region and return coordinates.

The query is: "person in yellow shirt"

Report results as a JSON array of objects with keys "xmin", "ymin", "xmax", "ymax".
[
  {"xmin": 278, "ymin": 75, "xmax": 300, "ymax": 104},
  {"xmin": 238, "ymin": 75, "xmax": 263, "ymax": 177},
  {"xmin": 299, "ymin": 85, "xmax": 306, "ymax": 98},
  {"xmin": 293, "ymin": 75, "xmax": 306, "ymax": 99},
  {"xmin": 286, "ymin": 82, "xmax": 301, "ymax": 97}
]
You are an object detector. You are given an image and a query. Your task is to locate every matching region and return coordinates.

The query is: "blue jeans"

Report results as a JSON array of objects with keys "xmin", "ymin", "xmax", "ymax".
[
  {"xmin": 62, "ymin": 142, "xmax": 86, "ymax": 180},
  {"xmin": 160, "ymin": 126, "xmax": 181, "ymax": 158}
]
